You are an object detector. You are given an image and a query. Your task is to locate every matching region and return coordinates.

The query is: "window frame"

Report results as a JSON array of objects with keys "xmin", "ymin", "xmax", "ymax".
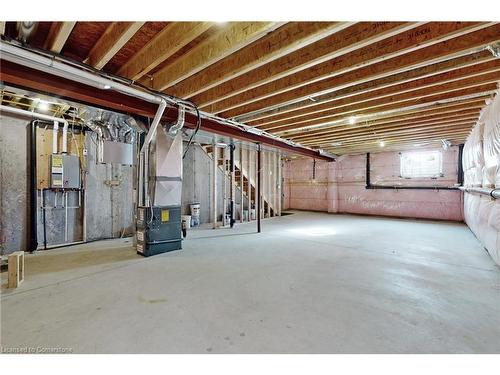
[{"xmin": 399, "ymin": 150, "xmax": 444, "ymax": 179}]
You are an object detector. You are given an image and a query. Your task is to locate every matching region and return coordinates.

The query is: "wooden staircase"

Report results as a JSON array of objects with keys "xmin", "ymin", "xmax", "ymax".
[{"xmin": 201, "ymin": 144, "xmax": 275, "ymax": 219}]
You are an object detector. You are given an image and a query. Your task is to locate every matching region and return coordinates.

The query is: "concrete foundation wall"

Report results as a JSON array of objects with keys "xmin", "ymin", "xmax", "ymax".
[
  {"xmin": 0, "ymin": 113, "xmax": 135, "ymax": 255},
  {"xmin": 284, "ymin": 146, "xmax": 463, "ymax": 221},
  {"xmin": 0, "ymin": 113, "xmax": 30, "ymax": 254}
]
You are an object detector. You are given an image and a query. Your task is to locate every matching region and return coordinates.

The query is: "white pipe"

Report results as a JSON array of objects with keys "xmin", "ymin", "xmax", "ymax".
[
  {"xmin": 62, "ymin": 121, "xmax": 68, "ymax": 153},
  {"xmin": 1, "ymin": 40, "xmax": 328, "ymax": 158},
  {"xmin": 53, "ymin": 120, "xmax": 59, "ymax": 154},
  {"xmin": 0, "ymin": 40, "xmax": 167, "ymax": 106},
  {"xmin": 0, "ymin": 106, "xmax": 69, "ymax": 154}
]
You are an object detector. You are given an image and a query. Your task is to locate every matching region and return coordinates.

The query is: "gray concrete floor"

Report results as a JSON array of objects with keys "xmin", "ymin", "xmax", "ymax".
[{"xmin": 1, "ymin": 211, "xmax": 499, "ymax": 353}]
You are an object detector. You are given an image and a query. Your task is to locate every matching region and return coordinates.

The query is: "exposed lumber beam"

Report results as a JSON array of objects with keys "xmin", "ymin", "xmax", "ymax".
[
  {"xmin": 43, "ymin": 22, "xmax": 76, "ymax": 53},
  {"xmin": 245, "ymin": 51, "xmax": 494, "ymax": 126},
  {"xmin": 215, "ymin": 22, "xmax": 492, "ymax": 116},
  {"xmin": 0, "ymin": 22, "xmax": 6, "ymax": 35},
  {"xmin": 289, "ymin": 106, "xmax": 482, "ymax": 141},
  {"xmin": 257, "ymin": 66, "xmax": 500, "ymax": 130},
  {"xmin": 328, "ymin": 135, "xmax": 471, "ymax": 154},
  {"xmin": 295, "ymin": 111, "xmax": 481, "ymax": 143},
  {"xmin": 0, "ymin": 59, "xmax": 330, "ymax": 161},
  {"xmin": 266, "ymin": 81, "xmax": 499, "ymax": 133},
  {"xmin": 167, "ymin": 22, "xmax": 352, "ymax": 99},
  {"xmin": 302, "ymin": 119, "xmax": 478, "ymax": 146},
  {"xmin": 221, "ymin": 22, "xmax": 500, "ymax": 119},
  {"xmin": 145, "ymin": 22, "xmax": 282, "ymax": 91},
  {"xmin": 85, "ymin": 22, "xmax": 144, "ymax": 70},
  {"xmin": 117, "ymin": 22, "xmax": 213, "ymax": 81},
  {"xmin": 192, "ymin": 22, "xmax": 419, "ymax": 109},
  {"xmin": 281, "ymin": 98, "xmax": 489, "ymax": 138},
  {"xmin": 320, "ymin": 128, "xmax": 474, "ymax": 150}
]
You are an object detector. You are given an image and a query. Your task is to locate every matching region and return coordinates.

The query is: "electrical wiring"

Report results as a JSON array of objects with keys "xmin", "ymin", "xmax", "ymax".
[{"xmin": 180, "ymin": 99, "xmax": 202, "ymax": 159}]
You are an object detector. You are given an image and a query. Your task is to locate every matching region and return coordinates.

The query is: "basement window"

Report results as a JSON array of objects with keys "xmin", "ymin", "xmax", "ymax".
[{"xmin": 400, "ymin": 150, "xmax": 443, "ymax": 179}]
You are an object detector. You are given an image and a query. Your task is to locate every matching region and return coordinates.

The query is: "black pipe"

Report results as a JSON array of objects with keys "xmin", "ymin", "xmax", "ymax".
[
  {"xmin": 42, "ymin": 189, "xmax": 47, "ymax": 249},
  {"xmin": 457, "ymin": 143, "xmax": 464, "ymax": 185},
  {"xmin": 365, "ymin": 152, "xmax": 371, "ymax": 189},
  {"xmin": 257, "ymin": 144, "xmax": 261, "ymax": 233},
  {"xmin": 229, "ymin": 144, "xmax": 235, "ymax": 228},
  {"xmin": 28, "ymin": 120, "xmax": 38, "ymax": 252},
  {"xmin": 365, "ymin": 152, "xmax": 460, "ymax": 191}
]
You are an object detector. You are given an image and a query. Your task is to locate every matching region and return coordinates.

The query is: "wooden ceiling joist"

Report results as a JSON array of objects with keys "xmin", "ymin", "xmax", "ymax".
[
  {"xmin": 166, "ymin": 22, "xmax": 352, "ymax": 99},
  {"xmin": 322, "ymin": 128, "xmax": 474, "ymax": 151},
  {"xmin": 244, "ymin": 51, "xmax": 495, "ymax": 126},
  {"xmin": 144, "ymin": 22, "xmax": 282, "ymax": 91},
  {"xmin": 283, "ymin": 98, "xmax": 488, "ymax": 139},
  {"xmin": 328, "ymin": 138, "xmax": 469, "ymax": 155},
  {"xmin": 214, "ymin": 22, "xmax": 493, "ymax": 117},
  {"xmin": 84, "ymin": 22, "xmax": 145, "ymax": 70},
  {"xmin": 190, "ymin": 22, "xmax": 419, "ymax": 109},
  {"xmin": 221, "ymin": 22, "xmax": 500, "ymax": 119},
  {"xmin": 294, "ymin": 111, "xmax": 481, "ymax": 143},
  {"xmin": 266, "ymin": 81, "xmax": 499, "ymax": 134},
  {"xmin": 257, "ymin": 67, "xmax": 500, "ymax": 131},
  {"xmin": 116, "ymin": 22, "xmax": 213, "ymax": 81},
  {"xmin": 302, "ymin": 119, "xmax": 479, "ymax": 146},
  {"xmin": 44, "ymin": 22, "xmax": 76, "ymax": 53},
  {"xmin": 273, "ymin": 85, "xmax": 496, "ymax": 136}
]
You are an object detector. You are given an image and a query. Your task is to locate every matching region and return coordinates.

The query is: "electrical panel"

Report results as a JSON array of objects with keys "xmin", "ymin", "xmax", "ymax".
[{"xmin": 50, "ymin": 154, "xmax": 81, "ymax": 189}]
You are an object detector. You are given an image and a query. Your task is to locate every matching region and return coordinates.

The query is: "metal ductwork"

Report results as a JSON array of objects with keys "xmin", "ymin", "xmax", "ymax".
[
  {"xmin": 16, "ymin": 22, "xmax": 38, "ymax": 43},
  {"xmin": 486, "ymin": 42, "xmax": 500, "ymax": 58},
  {"xmin": 167, "ymin": 105, "xmax": 186, "ymax": 136}
]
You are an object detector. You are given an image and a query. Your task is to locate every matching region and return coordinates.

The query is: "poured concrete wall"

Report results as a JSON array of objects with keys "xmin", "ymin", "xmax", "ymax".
[
  {"xmin": 0, "ymin": 113, "xmax": 135, "ymax": 255},
  {"xmin": 284, "ymin": 146, "xmax": 463, "ymax": 221},
  {"xmin": 0, "ymin": 113, "xmax": 30, "ymax": 254}
]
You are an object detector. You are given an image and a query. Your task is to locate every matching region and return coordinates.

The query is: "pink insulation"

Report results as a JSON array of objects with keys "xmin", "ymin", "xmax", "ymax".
[
  {"xmin": 283, "ymin": 158, "xmax": 329, "ymax": 211},
  {"xmin": 284, "ymin": 146, "xmax": 464, "ymax": 222},
  {"xmin": 463, "ymin": 91, "xmax": 500, "ymax": 266}
]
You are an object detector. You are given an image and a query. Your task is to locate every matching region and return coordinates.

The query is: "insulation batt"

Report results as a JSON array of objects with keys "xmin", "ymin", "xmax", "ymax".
[{"xmin": 463, "ymin": 90, "xmax": 500, "ymax": 266}]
